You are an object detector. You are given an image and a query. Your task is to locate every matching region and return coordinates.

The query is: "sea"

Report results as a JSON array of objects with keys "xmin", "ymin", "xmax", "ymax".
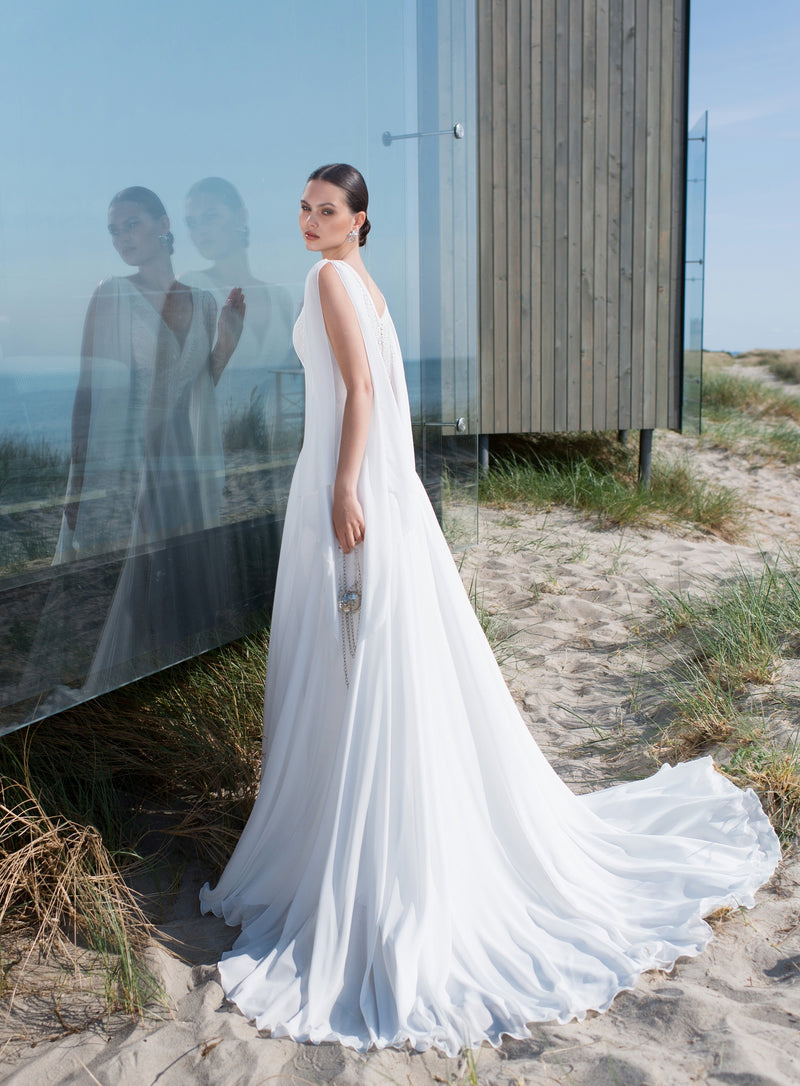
[{"xmin": 0, "ymin": 357, "xmax": 423, "ymax": 455}]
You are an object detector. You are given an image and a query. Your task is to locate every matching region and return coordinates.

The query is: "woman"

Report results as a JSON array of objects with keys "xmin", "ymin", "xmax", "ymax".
[
  {"xmin": 61, "ymin": 186, "xmax": 244, "ymax": 691},
  {"xmin": 182, "ymin": 177, "xmax": 301, "ymax": 471},
  {"xmin": 200, "ymin": 164, "xmax": 780, "ymax": 1055},
  {"xmin": 56, "ymin": 186, "xmax": 244, "ymax": 561}
]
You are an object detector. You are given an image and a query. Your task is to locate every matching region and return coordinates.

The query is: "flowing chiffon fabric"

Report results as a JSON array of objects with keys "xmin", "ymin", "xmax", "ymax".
[
  {"xmin": 54, "ymin": 277, "xmax": 224, "ymax": 562},
  {"xmin": 200, "ymin": 259, "xmax": 780, "ymax": 1055},
  {"xmin": 80, "ymin": 284, "xmax": 226, "ymax": 692}
]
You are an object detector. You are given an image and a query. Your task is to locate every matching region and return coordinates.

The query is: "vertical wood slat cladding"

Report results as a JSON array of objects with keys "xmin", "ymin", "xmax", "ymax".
[{"xmin": 477, "ymin": 0, "xmax": 689, "ymax": 434}]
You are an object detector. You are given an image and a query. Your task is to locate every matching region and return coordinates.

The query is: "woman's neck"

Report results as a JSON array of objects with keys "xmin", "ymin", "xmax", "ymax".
[
  {"xmin": 204, "ymin": 251, "xmax": 254, "ymax": 288},
  {"xmin": 321, "ymin": 243, "xmax": 364, "ymax": 269}
]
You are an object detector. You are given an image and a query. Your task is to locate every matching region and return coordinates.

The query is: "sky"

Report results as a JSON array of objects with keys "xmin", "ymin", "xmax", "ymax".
[
  {"xmin": 0, "ymin": 0, "xmax": 423, "ymax": 363},
  {"xmin": 1, "ymin": 1, "xmax": 794, "ymax": 361},
  {"xmin": 689, "ymin": 1, "xmax": 800, "ymax": 351}
]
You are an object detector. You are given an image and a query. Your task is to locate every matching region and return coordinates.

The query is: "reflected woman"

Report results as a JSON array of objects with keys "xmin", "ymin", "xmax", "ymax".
[
  {"xmin": 55, "ymin": 186, "xmax": 243, "ymax": 562},
  {"xmin": 181, "ymin": 177, "xmax": 301, "ymax": 505},
  {"xmin": 58, "ymin": 186, "xmax": 244, "ymax": 692}
]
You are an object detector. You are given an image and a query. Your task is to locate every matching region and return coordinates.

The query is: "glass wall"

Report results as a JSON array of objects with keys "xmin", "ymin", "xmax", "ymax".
[
  {"xmin": 0, "ymin": 0, "xmax": 477, "ymax": 734},
  {"xmin": 682, "ymin": 111, "xmax": 708, "ymax": 434}
]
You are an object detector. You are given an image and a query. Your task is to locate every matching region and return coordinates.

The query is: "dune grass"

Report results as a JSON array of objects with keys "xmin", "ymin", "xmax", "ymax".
[
  {"xmin": 702, "ymin": 369, "xmax": 800, "ymax": 423},
  {"xmin": 0, "ymin": 435, "xmax": 69, "ymax": 573},
  {"xmin": 700, "ymin": 367, "xmax": 800, "ymax": 464},
  {"xmin": 222, "ymin": 388, "xmax": 269, "ymax": 453},
  {"xmin": 736, "ymin": 348, "xmax": 800, "ymax": 385},
  {"xmin": 0, "ymin": 435, "xmax": 68, "ymax": 502},
  {"xmin": 0, "ymin": 630, "xmax": 268, "ymax": 1020},
  {"xmin": 766, "ymin": 356, "xmax": 800, "ymax": 384},
  {"xmin": 649, "ymin": 556, "xmax": 800, "ymax": 840},
  {"xmin": 480, "ymin": 432, "xmax": 744, "ymax": 539},
  {"xmin": 0, "ymin": 768, "xmax": 157, "ymax": 1016}
]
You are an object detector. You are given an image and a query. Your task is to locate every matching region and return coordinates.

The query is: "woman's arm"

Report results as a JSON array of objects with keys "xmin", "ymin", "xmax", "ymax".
[
  {"xmin": 318, "ymin": 262, "xmax": 374, "ymax": 553},
  {"xmin": 63, "ymin": 287, "xmax": 103, "ymax": 528}
]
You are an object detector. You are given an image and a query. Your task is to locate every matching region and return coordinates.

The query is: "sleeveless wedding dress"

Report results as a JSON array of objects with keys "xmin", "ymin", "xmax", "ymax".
[
  {"xmin": 199, "ymin": 259, "xmax": 780, "ymax": 1055},
  {"xmin": 79, "ymin": 284, "xmax": 227, "ymax": 692}
]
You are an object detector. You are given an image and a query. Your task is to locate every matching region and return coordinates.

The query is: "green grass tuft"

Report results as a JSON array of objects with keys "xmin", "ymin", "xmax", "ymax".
[
  {"xmin": 480, "ymin": 432, "xmax": 744, "ymax": 539},
  {"xmin": 650, "ymin": 557, "xmax": 800, "ymax": 840},
  {"xmin": 702, "ymin": 370, "xmax": 800, "ymax": 423}
]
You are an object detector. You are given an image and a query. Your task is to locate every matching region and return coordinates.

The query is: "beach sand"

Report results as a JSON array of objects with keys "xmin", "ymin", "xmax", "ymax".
[{"xmin": 2, "ymin": 425, "xmax": 800, "ymax": 1085}]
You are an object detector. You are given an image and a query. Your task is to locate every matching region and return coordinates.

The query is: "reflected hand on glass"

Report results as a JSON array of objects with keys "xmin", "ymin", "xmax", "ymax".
[{"xmin": 211, "ymin": 287, "xmax": 246, "ymax": 383}]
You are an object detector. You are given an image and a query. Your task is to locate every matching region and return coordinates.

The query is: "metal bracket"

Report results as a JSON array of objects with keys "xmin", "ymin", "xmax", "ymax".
[
  {"xmin": 382, "ymin": 123, "xmax": 464, "ymax": 147},
  {"xmin": 423, "ymin": 417, "xmax": 468, "ymax": 434}
]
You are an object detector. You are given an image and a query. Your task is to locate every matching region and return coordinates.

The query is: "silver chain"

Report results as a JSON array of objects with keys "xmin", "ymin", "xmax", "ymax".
[{"xmin": 338, "ymin": 545, "xmax": 362, "ymax": 687}]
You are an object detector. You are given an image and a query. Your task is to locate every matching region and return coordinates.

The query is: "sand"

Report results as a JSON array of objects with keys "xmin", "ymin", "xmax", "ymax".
[{"xmin": 2, "ymin": 424, "xmax": 800, "ymax": 1085}]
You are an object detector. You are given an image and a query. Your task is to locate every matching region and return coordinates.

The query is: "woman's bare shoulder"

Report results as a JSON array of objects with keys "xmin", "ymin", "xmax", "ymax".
[{"xmin": 318, "ymin": 261, "xmax": 357, "ymax": 319}]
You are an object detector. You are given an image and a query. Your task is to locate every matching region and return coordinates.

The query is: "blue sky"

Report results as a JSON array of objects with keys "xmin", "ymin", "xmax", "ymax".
[
  {"xmin": 1, "ymin": 1, "xmax": 794, "ymax": 361},
  {"xmin": 689, "ymin": 1, "xmax": 800, "ymax": 350},
  {"xmin": 0, "ymin": 0, "xmax": 420, "ymax": 362}
]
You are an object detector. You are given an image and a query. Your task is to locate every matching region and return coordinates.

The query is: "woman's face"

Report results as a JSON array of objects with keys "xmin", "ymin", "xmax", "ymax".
[
  {"xmin": 299, "ymin": 179, "xmax": 362, "ymax": 253},
  {"xmin": 107, "ymin": 201, "xmax": 166, "ymax": 267},
  {"xmin": 185, "ymin": 192, "xmax": 246, "ymax": 261}
]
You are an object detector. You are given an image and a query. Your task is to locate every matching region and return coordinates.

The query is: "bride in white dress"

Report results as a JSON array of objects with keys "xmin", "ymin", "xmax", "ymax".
[{"xmin": 200, "ymin": 163, "xmax": 780, "ymax": 1055}]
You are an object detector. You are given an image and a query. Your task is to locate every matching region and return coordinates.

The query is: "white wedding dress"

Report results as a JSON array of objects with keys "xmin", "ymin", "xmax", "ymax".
[{"xmin": 200, "ymin": 259, "xmax": 780, "ymax": 1055}]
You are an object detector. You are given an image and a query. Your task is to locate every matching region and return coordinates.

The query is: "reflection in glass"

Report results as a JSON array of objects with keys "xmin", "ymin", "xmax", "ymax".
[
  {"xmin": 182, "ymin": 177, "xmax": 303, "ymax": 517},
  {"xmin": 1, "ymin": 0, "xmax": 478, "ymax": 735},
  {"xmin": 55, "ymin": 187, "xmax": 240, "ymax": 560},
  {"xmin": 682, "ymin": 112, "xmax": 708, "ymax": 434},
  {"xmin": 27, "ymin": 186, "xmax": 246, "ymax": 700}
]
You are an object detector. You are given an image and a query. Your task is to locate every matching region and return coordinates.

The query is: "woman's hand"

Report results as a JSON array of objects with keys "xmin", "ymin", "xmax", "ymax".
[
  {"xmin": 333, "ymin": 484, "xmax": 365, "ymax": 553},
  {"xmin": 211, "ymin": 287, "xmax": 246, "ymax": 381},
  {"xmin": 64, "ymin": 498, "xmax": 81, "ymax": 531}
]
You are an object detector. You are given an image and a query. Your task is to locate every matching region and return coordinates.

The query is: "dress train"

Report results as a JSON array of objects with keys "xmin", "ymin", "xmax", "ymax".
[{"xmin": 200, "ymin": 259, "xmax": 780, "ymax": 1055}]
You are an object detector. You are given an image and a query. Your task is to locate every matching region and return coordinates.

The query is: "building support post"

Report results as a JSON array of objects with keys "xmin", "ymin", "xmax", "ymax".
[
  {"xmin": 638, "ymin": 428, "xmax": 653, "ymax": 488},
  {"xmin": 479, "ymin": 433, "xmax": 489, "ymax": 472}
]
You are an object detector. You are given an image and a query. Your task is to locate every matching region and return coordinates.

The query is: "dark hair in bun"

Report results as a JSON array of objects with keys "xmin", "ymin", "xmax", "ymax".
[
  {"xmin": 185, "ymin": 176, "xmax": 246, "ymax": 212},
  {"xmin": 307, "ymin": 163, "xmax": 371, "ymax": 246}
]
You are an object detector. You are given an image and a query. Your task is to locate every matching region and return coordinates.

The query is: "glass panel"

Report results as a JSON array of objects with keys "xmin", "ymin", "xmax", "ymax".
[
  {"xmin": 0, "ymin": 0, "xmax": 477, "ymax": 734},
  {"xmin": 682, "ymin": 111, "xmax": 708, "ymax": 434},
  {"xmin": 416, "ymin": 0, "xmax": 479, "ymax": 549}
]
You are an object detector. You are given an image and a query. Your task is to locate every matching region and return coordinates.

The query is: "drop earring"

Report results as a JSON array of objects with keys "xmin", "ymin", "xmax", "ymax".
[{"xmin": 347, "ymin": 228, "xmax": 359, "ymax": 243}]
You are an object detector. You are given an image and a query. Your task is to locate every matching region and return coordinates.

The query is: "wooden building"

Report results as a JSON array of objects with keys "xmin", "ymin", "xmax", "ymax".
[{"xmin": 476, "ymin": 0, "xmax": 690, "ymax": 438}]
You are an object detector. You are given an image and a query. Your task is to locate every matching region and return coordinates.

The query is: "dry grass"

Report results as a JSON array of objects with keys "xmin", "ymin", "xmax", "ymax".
[
  {"xmin": 737, "ymin": 348, "xmax": 800, "ymax": 384},
  {"xmin": 0, "ymin": 741, "xmax": 157, "ymax": 1018},
  {"xmin": 0, "ymin": 630, "xmax": 269, "ymax": 1024}
]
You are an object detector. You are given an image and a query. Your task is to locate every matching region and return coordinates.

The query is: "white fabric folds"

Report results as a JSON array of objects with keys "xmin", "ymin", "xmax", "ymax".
[{"xmin": 200, "ymin": 259, "xmax": 780, "ymax": 1056}]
